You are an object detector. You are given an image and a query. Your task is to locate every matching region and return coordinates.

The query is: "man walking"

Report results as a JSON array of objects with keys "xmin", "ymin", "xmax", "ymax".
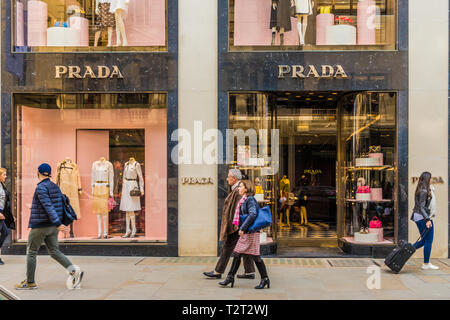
[
  {"xmin": 15, "ymin": 163, "xmax": 83, "ymax": 290},
  {"xmin": 203, "ymin": 169, "xmax": 255, "ymax": 279}
]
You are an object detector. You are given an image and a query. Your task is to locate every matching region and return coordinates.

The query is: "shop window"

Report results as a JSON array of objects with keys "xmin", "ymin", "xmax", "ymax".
[
  {"xmin": 14, "ymin": 93, "xmax": 168, "ymax": 242},
  {"xmin": 339, "ymin": 92, "xmax": 397, "ymax": 243},
  {"xmin": 229, "ymin": 0, "xmax": 397, "ymax": 51},
  {"xmin": 13, "ymin": 0, "xmax": 167, "ymax": 52}
]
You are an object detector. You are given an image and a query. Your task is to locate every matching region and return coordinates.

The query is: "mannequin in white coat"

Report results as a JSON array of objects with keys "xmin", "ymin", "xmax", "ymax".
[{"xmin": 121, "ymin": 157, "xmax": 144, "ymax": 238}]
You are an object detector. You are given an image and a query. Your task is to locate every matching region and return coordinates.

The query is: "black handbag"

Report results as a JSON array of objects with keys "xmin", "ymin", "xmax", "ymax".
[
  {"xmin": 290, "ymin": 5, "xmax": 297, "ymax": 17},
  {"xmin": 61, "ymin": 194, "xmax": 77, "ymax": 226},
  {"xmin": 129, "ymin": 178, "xmax": 141, "ymax": 197}
]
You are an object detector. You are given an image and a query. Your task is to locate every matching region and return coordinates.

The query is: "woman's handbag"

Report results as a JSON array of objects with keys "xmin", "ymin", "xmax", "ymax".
[
  {"xmin": 108, "ymin": 197, "xmax": 117, "ymax": 211},
  {"xmin": 369, "ymin": 216, "xmax": 382, "ymax": 229},
  {"xmin": 240, "ymin": 206, "xmax": 273, "ymax": 232},
  {"xmin": 129, "ymin": 178, "xmax": 142, "ymax": 197}
]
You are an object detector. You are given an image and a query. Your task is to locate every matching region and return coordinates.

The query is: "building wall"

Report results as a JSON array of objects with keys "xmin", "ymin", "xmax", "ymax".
[
  {"xmin": 408, "ymin": 0, "xmax": 449, "ymax": 258},
  {"xmin": 178, "ymin": 0, "xmax": 218, "ymax": 256}
]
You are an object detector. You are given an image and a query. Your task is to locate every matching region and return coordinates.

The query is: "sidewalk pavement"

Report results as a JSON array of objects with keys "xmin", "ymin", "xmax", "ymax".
[{"xmin": 0, "ymin": 255, "xmax": 449, "ymax": 300}]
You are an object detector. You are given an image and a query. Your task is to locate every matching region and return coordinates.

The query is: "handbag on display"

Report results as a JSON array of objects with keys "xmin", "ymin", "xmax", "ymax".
[
  {"xmin": 61, "ymin": 194, "xmax": 78, "ymax": 226},
  {"xmin": 290, "ymin": 5, "xmax": 297, "ymax": 17},
  {"xmin": 240, "ymin": 206, "xmax": 273, "ymax": 232},
  {"xmin": 369, "ymin": 216, "xmax": 382, "ymax": 228},
  {"xmin": 108, "ymin": 197, "xmax": 117, "ymax": 211},
  {"xmin": 129, "ymin": 178, "xmax": 142, "ymax": 197}
]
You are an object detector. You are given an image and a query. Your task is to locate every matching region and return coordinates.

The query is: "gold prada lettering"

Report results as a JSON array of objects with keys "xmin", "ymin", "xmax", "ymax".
[
  {"xmin": 278, "ymin": 64, "xmax": 349, "ymax": 79},
  {"xmin": 54, "ymin": 65, "xmax": 124, "ymax": 79},
  {"xmin": 181, "ymin": 177, "xmax": 214, "ymax": 185}
]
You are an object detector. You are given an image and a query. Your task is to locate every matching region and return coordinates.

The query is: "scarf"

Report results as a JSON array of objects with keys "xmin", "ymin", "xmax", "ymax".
[{"xmin": 232, "ymin": 195, "xmax": 247, "ymax": 226}]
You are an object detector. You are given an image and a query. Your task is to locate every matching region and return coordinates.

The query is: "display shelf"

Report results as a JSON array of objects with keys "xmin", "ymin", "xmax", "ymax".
[{"xmin": 345, "ymin": 198, "xmax": 393, "ymax": 203}]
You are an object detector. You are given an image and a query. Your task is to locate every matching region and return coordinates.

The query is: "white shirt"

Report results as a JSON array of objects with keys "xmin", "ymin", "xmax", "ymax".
[
  {"xmin": 231, "ymin": 181, "xmax": 240, "ymax": 190},
  {"xmin": 0, "ymin": 184, "xmax": 5, "ymax": 211}
]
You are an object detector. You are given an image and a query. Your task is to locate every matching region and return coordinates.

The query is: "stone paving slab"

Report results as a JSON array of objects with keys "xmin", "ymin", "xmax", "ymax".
[{"xmin": 0, "ymin": 255, "xmax": 449, "ymax": 300}]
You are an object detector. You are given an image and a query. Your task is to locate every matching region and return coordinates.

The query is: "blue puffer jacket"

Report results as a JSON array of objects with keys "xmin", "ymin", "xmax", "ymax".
[{"xmin": 29, "ymin": 179, "xmax": 63, "ymax": 228}]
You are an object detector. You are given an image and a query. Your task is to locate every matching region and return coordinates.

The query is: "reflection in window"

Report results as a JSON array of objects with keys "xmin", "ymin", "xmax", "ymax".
[
  {"xmin": 13, "ymin": 0, "xmax": 167, "ymax": 52},
  {"xmin": 230, "ymin": 0, "xmax": 397, "ymax": 51}
]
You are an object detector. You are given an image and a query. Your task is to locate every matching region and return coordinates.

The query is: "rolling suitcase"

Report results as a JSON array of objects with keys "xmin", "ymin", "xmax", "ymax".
[{"xmin": 384, "ymin": 228, "xmax": 429, "ymax": 273}]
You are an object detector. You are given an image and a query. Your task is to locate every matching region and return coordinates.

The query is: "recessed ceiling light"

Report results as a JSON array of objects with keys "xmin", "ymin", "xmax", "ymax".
[
  {"xmin": 308, "ymin": 92, "xmax": 314, "ymax": 95},
  {"xmin": 332, "ymin": 92, "xmax": 338, "ymax": 95},
  {"xmin": 306, "ymin": 98, "xmax": 311, "ymax": 101}
]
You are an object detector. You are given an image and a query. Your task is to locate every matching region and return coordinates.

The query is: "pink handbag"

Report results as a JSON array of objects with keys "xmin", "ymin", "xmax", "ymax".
[
  {"xmin": 108, "ymin": 197, "xmax": 117, "ymax": 211},
  {"xmin": 369, "ymin": 216, "xmax": 382, "ymax": 228},
  {"xmin": 357, "ymin": 185, "xmax": 370, "ymax": 193}
]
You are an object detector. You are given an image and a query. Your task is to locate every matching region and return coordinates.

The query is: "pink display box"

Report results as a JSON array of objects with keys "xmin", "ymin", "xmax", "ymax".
[
  {"xmin": 369, "ymin": 152, "xmax": 383, "ymax": 165},
  {"xmin": 357, "ymin": 0, "xmax": 376, "ymax": 45},
  {"xmin": 27, "ymin": 0, "xmax": 48, "ymax": 47},
  {"xmin": 15, "ymin": 1, "xmax": 24, "ymax": 46},
  {"xmin": 316, "ymin": 13, "xmax": 334, "ymax": 45},
  {"xmin": 370, "ymin": 188, "xmax": 383, "ymax": 201},
  {"xmin": 369, "ymin": 227, "xmax": 384, "ymax": 242},
  {"xmin": 69, "ymin": 17, "xmax": 89, "ymax": 47}
]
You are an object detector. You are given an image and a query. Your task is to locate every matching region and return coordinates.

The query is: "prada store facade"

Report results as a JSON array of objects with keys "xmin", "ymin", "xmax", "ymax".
[{"xmin": 1, "ymin": 0, "xmax": 178, "ymax": 256}]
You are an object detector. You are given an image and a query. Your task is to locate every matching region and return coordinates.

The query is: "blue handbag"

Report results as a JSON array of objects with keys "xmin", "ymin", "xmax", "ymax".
[{"xmin": 240, "ymin": 206, "xmax": 273, "ymax": 232}]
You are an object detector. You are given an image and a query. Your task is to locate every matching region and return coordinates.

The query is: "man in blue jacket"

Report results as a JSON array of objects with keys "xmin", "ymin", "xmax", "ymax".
[{"xmin": 15, "ymin": 164, "xmax": 83, "ymax": 290}]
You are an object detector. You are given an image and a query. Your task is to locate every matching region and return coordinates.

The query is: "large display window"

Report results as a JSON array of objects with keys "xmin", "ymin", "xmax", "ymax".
[
  {"xmin": 229, "ymin": 0, "xmax": 397, "ymax": 51},
  {"xmin": 14, "ymin": 93, "xmax": 168, "ymax": 242},
  {"xmin": 13, "ymin": 0, "xmax": 167, "ymax": 52},
  {"xmin": 228, "ymin": 91, "xmax": 397, "ymax": 247}
]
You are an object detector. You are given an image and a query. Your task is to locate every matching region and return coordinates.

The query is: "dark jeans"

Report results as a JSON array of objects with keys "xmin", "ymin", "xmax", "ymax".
[
  {"xmin": 413, "ymin": 219, "xmax": 434, "ymax": 264},
  {"xmin": 26, "ymin": 227, "xmax": 75, "ymax": 283},
  {"xmin": 215, "ymin": 231, "xmax": 255, "ymax": 274},
  {"xmin": 0, "ymin": 219, "xmax": 10, "ymax": 251}
]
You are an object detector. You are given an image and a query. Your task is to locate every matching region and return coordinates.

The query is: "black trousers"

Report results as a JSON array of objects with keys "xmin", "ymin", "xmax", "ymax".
[
  {"xmin": 215, "ymin": 231, "xmax": 255, "ymax": 274},
  {"xmin": 0, "ymin": 220, "xmax": 10, "ymax": 250},
  {"xmin": 229, "ymin": 253, "xmax": 268, "ymax": 279}
]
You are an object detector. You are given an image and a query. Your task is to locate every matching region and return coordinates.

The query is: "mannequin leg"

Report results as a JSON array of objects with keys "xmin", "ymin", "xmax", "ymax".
[
  {"xmin": 94, "ymin": 30, "xmax": 101, "ymax": 47},
  {"xmin": 296, "ymin": 15, "xmax": 305, "ymax": 45},
  {"xmin": 122, "ymin": 212, "xmax": 131, "ymax": 238},
  {"xmin": 69, "ymin": 223, "xmax": 74, "ymax": 238},
  {"xmin": 279, "ymin": 27, "xmax": 285, "ymax": 46},
  {"xmin": 103, "ymin": 215, "xmax": 108, "ymax": 238},
  {"xmin": 271, "ymin": 27, "xmax": 277, "ymax": 45},
  {"xmin": 130, "ymin": 212, "xmax": 137, "ymax": 238},
  {"xmin": 96, "ymin": 214, "xmax": 102, "ymax": 238},
  {"xmin": 115, "ymin": 10, "xmax": 128, "ymax": 46},
  {"xmin": 286, "ymin": 208, "xmax": 290, "ymax": 227},
  {"xmin": 301, "ymin": 16, "xmax": 308, "ymax": 45},
  {"xmin": 107, "ymin": 27, "xmax": 113, "ymax": 47}
]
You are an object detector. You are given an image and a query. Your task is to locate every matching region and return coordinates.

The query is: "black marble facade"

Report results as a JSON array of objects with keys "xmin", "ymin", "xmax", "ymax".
[
  {"xmin": 1, "ymin": 0, "xmax": 179, "ymax": 256},
  {"xmin": 218, "ymin": 0, "xmax": 410, "ymax": 257}
]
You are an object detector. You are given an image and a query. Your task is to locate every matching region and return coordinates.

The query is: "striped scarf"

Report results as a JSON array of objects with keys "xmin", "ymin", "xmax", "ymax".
[{"xmin": 232, "ymin": 195, "xmax": 247, "ymax": 226}]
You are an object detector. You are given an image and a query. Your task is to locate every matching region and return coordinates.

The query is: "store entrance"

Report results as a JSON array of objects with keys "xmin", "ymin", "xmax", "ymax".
[{"xmin": 274, "ymin": 92, "xmax": 338, "ymax": 247}]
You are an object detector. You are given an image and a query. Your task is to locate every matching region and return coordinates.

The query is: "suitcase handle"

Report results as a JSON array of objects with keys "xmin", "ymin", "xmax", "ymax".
[{"xmin": 413, "ymin": 226, "xmax": 431, "ymax": 245}]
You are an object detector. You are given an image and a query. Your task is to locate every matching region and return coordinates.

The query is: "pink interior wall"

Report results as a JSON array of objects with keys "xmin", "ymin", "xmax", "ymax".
[
  {"xmin": 19, "ymin": 106, "xmax": 167, "ymax": 240},
  {"xmin": 77, "ymin": 130, "xmax": 110, "ymax": 237},
  {"xmin": 234, "ymin": 0, "xmax": 299, "ymax": 46},
  {"xmin": 112, "ymin": 0, "xmax": 166, "ymax": 46}
]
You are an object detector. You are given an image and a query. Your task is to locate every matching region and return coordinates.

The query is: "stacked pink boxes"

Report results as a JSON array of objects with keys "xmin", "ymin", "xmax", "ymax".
[{"xmin": 27, "ymin": 0, "xmax": 48, "ymax": 46}]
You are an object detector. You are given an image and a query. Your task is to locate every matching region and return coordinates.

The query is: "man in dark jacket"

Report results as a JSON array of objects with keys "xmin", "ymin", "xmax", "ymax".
[
  {"xmin": 203, "ymin": 169, "xmax": 255, "ymax": 279},
  {"xmin": 15, "ymin": 164, "xmax": 83, "ymax": 290}
]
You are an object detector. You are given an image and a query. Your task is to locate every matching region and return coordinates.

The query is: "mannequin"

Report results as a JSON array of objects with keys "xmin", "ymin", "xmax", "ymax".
[
  {"xmin": 279, "ymin": 175, "xmax": 291, "ymax": 227},
  {"xmin": 120, "ymin": 157, "xmax": 144, "ymax": 238},
  {"xmin": 91, "ymin": 157, "xmax": 114, "ymax": 238},
  {"xmin": 356, "ymin": 177, "xmax": 369, "ymax": 234},
  {"xmin": 109, "ymin": 0, "xmax": 130, "ymax": 46},
  {"xmin": 95, "ymin": 0, "xmax": 116, "ymax": 47},
  {"xmin": 294, "ymin": 0, "xmax": 314, "ymax": 46},
  {"xmin": 270, "ymin": 0, "xmax": 292, "ymax": 46},
  {"xmin": 56, "ymin": 157, "xmax": 82, "ymax": 238}
]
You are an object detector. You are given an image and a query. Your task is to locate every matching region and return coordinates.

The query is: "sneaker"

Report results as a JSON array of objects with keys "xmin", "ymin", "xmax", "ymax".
[
  {"xmin": 421, "ymin": 263, "xmax": 439, "ymax": 270},
  {"xmin": 66, "ymin": 265, "xmax": 84, "ymax": 289},
  {"xmin": 0, "ymin": 258, "xmax": 4, "ymax": 265},
  {"xmin": 15, "ymin": 280, "xmax": 38, "ymax": 290}
]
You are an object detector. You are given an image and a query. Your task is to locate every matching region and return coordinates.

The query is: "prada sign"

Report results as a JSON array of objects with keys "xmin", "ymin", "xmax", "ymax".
[
  {"xmin": 55, "ymin": 65, "xmax": 124, "ymax": 79},
  {"xmin": 182, "ymin": 177, "xmax": 214, "ymax": 185},
  {"xmin": 278, "ymin": 64, "xmax": 349, "ymax": 79}
]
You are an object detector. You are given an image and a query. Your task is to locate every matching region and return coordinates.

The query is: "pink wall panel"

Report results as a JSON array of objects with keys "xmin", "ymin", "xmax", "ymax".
[
  {"xmin": 19, "ymin": 107, "xmax": 168, "ymax": 240},
  {"xmin": 77, "ymin": 130, "xmax": 110, "ymax": 237},
  {"xmin": 117, "ymin": 0, "xmax": 166, "ymax": 46},
  {"xmin": 234, "ymin": 0, "xmax": 299, "ymax": 46}
]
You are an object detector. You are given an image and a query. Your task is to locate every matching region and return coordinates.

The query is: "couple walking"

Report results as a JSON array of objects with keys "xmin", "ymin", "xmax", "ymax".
[{"xmin": 203, "ymin": 169, "xmax": 270, "ymax": 289}]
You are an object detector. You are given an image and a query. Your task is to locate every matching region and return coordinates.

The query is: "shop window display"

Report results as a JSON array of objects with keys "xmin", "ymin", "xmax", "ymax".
[
  {"xmin": 339, "ymin": 92, "xmax": 397, "ymax": 244},
  {"xmin": 229, "ymin": 0, "xmax": 397, "ymax": 51},
  {"xmin": 15, "ymin": 93, "xmax": 167, "ymax": 241},
  {"xmin": 13, "ymin": 0, "xmax": 167, "ymax": 52}
]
